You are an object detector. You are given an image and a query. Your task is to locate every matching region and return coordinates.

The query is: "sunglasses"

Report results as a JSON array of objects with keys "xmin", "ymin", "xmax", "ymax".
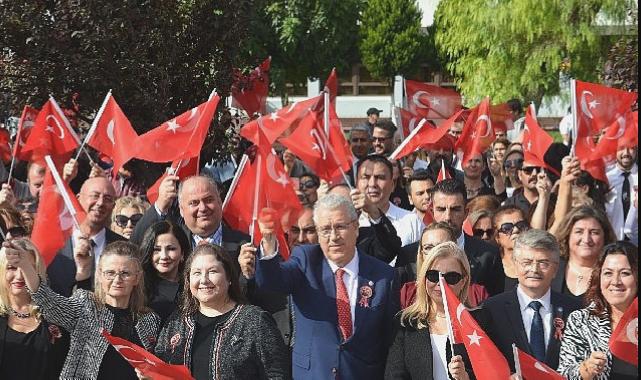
[
  {"xmin": 504, "ymin": 158, "xmax": 524, "ymax": 169},
  {"xmin": 300, "ymin": 181, "xmax": 318, "ymax": 190},
  {"xmin": 498, "ymin": 220, "xmax": 530, "ymax": 235},
  {"xmin": 16, "ymin": 202, "xmax": 38, "ymax": 213},
  {"xmin": 519, "ymin": 166, "xmax": 542, "ymax": 175},
  {"xmin": 114, "ymin": 214, "xmax": 143, "ymax": 228},
  {"xmin": 473, "ymin": 228, "xmax": 494, "ymax": 238},
  {"xmin": 426, "ymin": 270, "xmax": 464, "ymax": 285}
]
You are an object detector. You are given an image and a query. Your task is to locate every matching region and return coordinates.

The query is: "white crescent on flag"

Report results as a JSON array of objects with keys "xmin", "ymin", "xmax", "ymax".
[
  {"xmin": 534, "ymin": 361, "xmax": 551, "ymax": 373},
  {"xmin": 266, "ymin": 153, "xmax": 289, "ymax": 187},
  {"xmin": 474, "ymin": 115, "xmax": 493, "ymax": 139},
  {"xmin": 310, "ymin": 129, "xmax": 327, "ymax": 160},
  {"xmin": 580, "ymin": 91, "xmax": 595, "ymax": 119},
  {"xmin": 112, "ymin": 344, "xmax": 156, "ymax": 366},
  {"xmin": 412, "ymin": 91, "xmax": 431, "ymax": 109},
  {"xmin": 106, "ymin": 119, "xmax": 116, "ymax": 145},
  {"xmin": 605, "ymin": 115, "xmax": 627, "ymax": 140},
  {"xmin": 46, "ymin": 115, "xmax": 66, "ymax": 139},
  {"xmin": 626, "ymin": 318, "xmax": 638, "ymax": 344}
]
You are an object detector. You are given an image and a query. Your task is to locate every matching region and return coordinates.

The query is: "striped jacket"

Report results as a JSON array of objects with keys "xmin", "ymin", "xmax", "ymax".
[
  {"xmin": 557, "ymin": 305, "xmax": 612, "ymax": 380},
  {"xmin": 30, "ymin": 283, "xmax": 160, "ymax": 380}
]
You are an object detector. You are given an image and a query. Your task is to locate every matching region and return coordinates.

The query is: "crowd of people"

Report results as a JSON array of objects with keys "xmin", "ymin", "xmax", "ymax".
[{"xmin": 0, "ymin": 100, "xmax": 638, "ymax": 380}]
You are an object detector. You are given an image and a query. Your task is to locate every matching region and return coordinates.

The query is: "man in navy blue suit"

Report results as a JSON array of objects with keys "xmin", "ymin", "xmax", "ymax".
[{"xmin": 240, "ymin": 194, "xmax": 397, "ymax": 380}]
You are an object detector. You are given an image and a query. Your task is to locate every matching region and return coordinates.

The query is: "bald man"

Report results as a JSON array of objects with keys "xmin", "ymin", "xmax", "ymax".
[{"xmin": 47, "ymin": 177, "xmax": 126, "ymax": 296}]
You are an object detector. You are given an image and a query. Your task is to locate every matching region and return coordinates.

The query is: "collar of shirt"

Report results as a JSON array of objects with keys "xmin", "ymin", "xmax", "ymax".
[
  {"xmin": 457, "ymin": 232, "xmax": 465, "ymax": 250},
  {"xmin": 516, "ymin": 285, "xmax": 552, "ymax": 314},
  {"xmin": 72, "ymin": 227, "xmax": 107, "ymax": 261},
  {"xmin": 326, "ymin": 249, "xmax": 360, "ymax": 277},
  {"xmin": 193, "ymin": 224, "xmax": 223, "ymax": 246},
  {"xmin": 326, "ymin": 250, "xmax": 359, "ymax": 329}
]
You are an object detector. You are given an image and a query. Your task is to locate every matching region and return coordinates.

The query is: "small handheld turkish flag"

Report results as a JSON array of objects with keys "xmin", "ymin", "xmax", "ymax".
[
  {"xmin": 12, "ymin": 105, "xmax": 40, "ymax": 161},
  {"xmin": 21, "ymin": 97, "xmax": 80, "ymax": 160},
  {"xmin": 513, "ymin": 344, "xmax": 564, "ymax": 380},
  {"xmin": 101, "ymin": 329, "xmax": 194, "ymax": 380},
  {"xmin": 231, "ymin": 57, "xmax": 271, "ymax": 116},
  {"xmin": 405, "ymin": 79, "xmax": 462, "ymax": 119},
  {"xmin": 609, "ymin": 297, "xmax": 638, "ymax": 366}
]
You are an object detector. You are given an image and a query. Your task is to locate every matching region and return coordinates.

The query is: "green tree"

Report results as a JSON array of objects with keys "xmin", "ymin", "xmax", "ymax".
[
  {"xmin": 0, "ymin": 0, "xmax": 252, "ymax": 182},
  {"xmin": 434, "ymin": 0, "xmax": 637, "ymax": 104},
  {"xmin": 359, "ymin": 0, "xmax": 431, "ymax": 82}
]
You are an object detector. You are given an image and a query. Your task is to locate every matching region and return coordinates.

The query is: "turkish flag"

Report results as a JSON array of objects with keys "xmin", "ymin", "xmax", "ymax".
[
  {"xmin": 240, "ymin": 95, "xmax": 321, "ymax": 146},
  {"xmin": 575, "ymin": 80, "xmax": 637, "ymax": 137},
  {"xmin": 489, "ymin": 103, "xmax": 514, "ymax": 133},
  {"xmin": 442, "ymin": 280, "xmax": 512, "ymax": 380},
  {"xmin": 101, "ymin": 330, "xmax": 194, "ymax": 380},
  {"xmin": 455, "ymin": 97, "xmax": 495, "ymax": 166},
  {"xmin": 21, "ymin": 97, "xmax": 80, "ymax": 161},
  {"xmin": 232, "ymin": 57, "xmax": 271, "ymax": 116},
  {"xmin": 0, "ymin": 129, "xmax": 10, "ymax": 164},
  {"xmin": 324, "ymin": 68, "xmax": 338, "ymax": 100},
  {"xmin": 397, "ymin": 107, "xmax": 425, "ymax": 138},
  {"xmin": 390, "ymin": 110, "xmax": 463, "ymax": 161},
  {"xmin": 515, "ymin": 346, "xmax": 564, "ymax": 380},
  {"xmin": 85, "ymin": 92, "xmax": 139, "ymax": 174},
  {"xmin": 136, "ymin": 93, "xmax": 220, "ymax": 163},
  {"xmin": 147, "ymin": 156, "xmax": 200, "ymax": 205},
  {"xmin": 437, "ymin": 158, "xmax": 452, "ymax": 183},
  {"xmin": 31, "ymin": 157, "xmax": 86, "ymax": 266},
  {"xmin": 522, "ymin": 104, "xmax": 557, "ymax": 175},
  {"xmin": 12, "ymin": 105, "xmax": 40, "ymax": 161},
  {"xmin": 589, "ymin": 111, "xmax": 638, "ymax": 165},
  {"xmin": 609, "ymin": 297, "xmax": 638, "ymax": 366},
  {"xmin": 405, "ymin": 80, "xmax": 462, "ymax": 119},
  {"xmin": 462, "ymin": 219, "xmax": 473, "ymax": 236},
  {"xmin": 223, "ymin": 145, "xmax": 302, "ymax": 259}
]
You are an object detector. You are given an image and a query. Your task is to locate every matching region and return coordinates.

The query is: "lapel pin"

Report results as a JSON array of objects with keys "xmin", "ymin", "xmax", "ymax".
[{"xmin": 358, "ymin": 285, "xmax": 373, "ymax": 308}]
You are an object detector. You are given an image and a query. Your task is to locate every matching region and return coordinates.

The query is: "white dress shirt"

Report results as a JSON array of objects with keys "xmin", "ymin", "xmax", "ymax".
[
  {"xmin": 359, "ymin": 202, "xmax": 423, "ymax": 247},
  {"xmin": 516, "ymin": 286, "xmax": 552, "ymax": 349},
  {"xmin": 327, "ymin": 251, "xmax": 360, "ymax": 329},
  {"xmin": 605, "ymin": 163, "xmax": 638, "ymax": 240},
  {"xmin": 430, "ymin": 334, "xmax": 450, "ymax": 380},
  {"xmin": 72, "ymin": 228, "xmax": 106, "ymax": 266}
]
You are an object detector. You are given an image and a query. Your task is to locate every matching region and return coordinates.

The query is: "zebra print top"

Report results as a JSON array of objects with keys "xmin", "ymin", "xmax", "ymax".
[{"xmin": 557, "ymin": 304, "xmax": 613, "ymax": 380}]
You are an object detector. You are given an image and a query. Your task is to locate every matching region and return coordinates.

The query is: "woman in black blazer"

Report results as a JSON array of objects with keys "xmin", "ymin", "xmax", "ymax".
[{"xmin": 385, "ymin": 242, "xmax": 476, "ymax": 380}]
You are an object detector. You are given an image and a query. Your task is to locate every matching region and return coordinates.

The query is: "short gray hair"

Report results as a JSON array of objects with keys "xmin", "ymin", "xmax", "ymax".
[
  {"xmin": 350, "ymin": 124, "xmax": 372, "ymax": 138},
  {"xmin": 513, "ymin": 229, "xmax": 560, "ymax": 262},
  {"xmin": 177, "ymin": 175, "xmax": 220, "ymax": 206},
  {"xmin": 313, "ymin": 194, "xmax": 358, "ymax": 225}
]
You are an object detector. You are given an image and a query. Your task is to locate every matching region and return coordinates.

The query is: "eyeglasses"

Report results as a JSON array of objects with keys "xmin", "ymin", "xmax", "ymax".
[
  {"xmin": 515, "ymin": 259, "xmax": 557, "ymax": 271},
  {"xmin": 101, "ymin": 270, "xmax": 137, "ymax": 281},
  {"xmin": 16, "ymin": 202, "xmax": 38, "ymax": 213},
  {"xmin": 350, "ymin": 137, "xmax": 369, "ymax": 143},
  {"xmin": 498, "ymin": 221, "xmax": 530, "ymax": 235},
  {"xmin": 426, "ymin": 270, "xmax": 464, "ymax": 285},
  {"xmin": 299, "ymin": 181, "xmax": 318, "ymax": 190},
  {"xmin": 503, "ymin": 158, "xmax": 524, "ymax": 169},
  {"xmin": 115, "ymin": 214, "xmax": 143, "ymax": 228},
  {"xmin": 0, "ymin": 226, "xmax": 27, "ymax": 243},
  {"xmin": 83, "ymin": 192, "xmax": 115, "ymax": 204},
  {"xmin": 519, "ymin": 166, "xmax": 542, "ymax": 175},
  {"xmin": 473, "ymin": 228, "xmax": 494, "ymax": 238},
  {"xmin": 317, "ymin": 220, "xmax": 356, "ymax": 238}
]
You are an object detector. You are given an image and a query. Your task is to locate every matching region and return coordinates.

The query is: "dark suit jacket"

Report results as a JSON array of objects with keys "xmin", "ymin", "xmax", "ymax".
[
  {"xmin": 255, "ymin": 245, "xmax": 397, "ymax": 380},
  {"xmin": 385, "ymin": 322, "xmax": 475, "ymax": 380},
  {"xmin": 47, "ymin": 228, "xmax": 125, "ymax": 297},
  {"xmin": 478, "ymin": 288, "xmax": 582, "ymax": 371},
  {"xmin": 463, "ymin": 235, "xmax": 503, "ymax": 296}
]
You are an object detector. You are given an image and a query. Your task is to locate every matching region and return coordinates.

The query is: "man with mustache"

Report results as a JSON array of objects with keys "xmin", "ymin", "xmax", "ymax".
[
  {"xmin": 605, "ymin": 144, "xmax": 638, "ymax": 241},
  {"xmin": 478, "ymin": 229, "xmax": 581, "ymax": 372},
  {"xmin": 503, "ymin": 158, "xmax": 547, "ymax": 215},
  {"xmin": 47, "ymin": 177, "xmax": 126, "ymax": 296}
]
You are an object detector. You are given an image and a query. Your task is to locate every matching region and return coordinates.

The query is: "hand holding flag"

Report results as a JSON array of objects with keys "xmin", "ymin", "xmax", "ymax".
[{"xmin": 609, "ymin": 297, "xmax": 638, "ymax": 366}]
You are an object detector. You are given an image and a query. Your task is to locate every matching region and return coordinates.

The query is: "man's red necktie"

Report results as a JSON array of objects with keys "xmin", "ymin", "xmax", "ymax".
[{"xmin": 335, "ymin": 268, "xmax": 352, "ymax": 340}]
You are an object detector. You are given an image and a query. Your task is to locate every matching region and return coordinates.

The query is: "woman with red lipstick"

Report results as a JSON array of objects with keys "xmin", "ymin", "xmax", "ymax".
[
  {"xmin": 0, "ymin": 238, "xmax": 69, "ymax": 379},
  {"xmin": 140, "ymin": 221, "xmax": 191, "ymax": 324},
  {"xmin": 558, "ymin": 242, "xmax": 638, "ymax": 380}
]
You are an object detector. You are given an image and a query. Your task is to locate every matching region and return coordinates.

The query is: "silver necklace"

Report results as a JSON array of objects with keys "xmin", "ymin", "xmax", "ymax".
[{"xmin": 10, "ymin": 307, "xmax": 31, "ymax": 319}]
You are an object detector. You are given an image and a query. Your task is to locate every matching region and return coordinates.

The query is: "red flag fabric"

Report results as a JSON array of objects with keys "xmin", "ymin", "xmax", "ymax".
[
  {"xmin": 462, "ymin": 219, "xmax": 473, "ymax": 236},
  {"xmin": 12, "ymin": 105, "xmax": 39, "ymax": 161},
  {"xmin": 21, "ymin": 97, "xmax": 80, "ymax": 160},
  {"xmin": 515, "ymin": 346, "xmax": 564, "ymax": 380},
  {"xmin": 609, "ymin": 297, "xmax": 638, "ymax": 366},
  {"xmin": 437, "ymin": 158, "xmax": 452, "ymax": 183},
  {"xmin": 231, "ymin": 57, "xmax": 271, "ymax": 116},
  {"xmin": 0, "ymin": 129, "xmax": 10, "ymax": 164},
  {"xmin": 522, "ymin": 105, "xmax": 557, "ymax": 175},
  {"xmin": 397, "ymin": 107, "xmax": 424, "ymax": 138},
  {"xmin": 325, "ymin": 68, "xmax": 338, "ymax": 101},
  {"xmin": 443, "ymin": 281, "xmax": 512, "ymax": 379},
  {"xmin": 405, "ymin": 80, "xmax": 462, "ymax": 119},
  {"xmin": 589, "ymin": 111, "xmax": 638, "ymax": 165},
  {"xmin": 101, "ymin": 329, "xmax": 194, "ymax": 380},
  {"xmin": 423, "ymin": 210, "xmax": 434, "ymax": 226},
  {"xmin": 455, "ymin": 97, "xmax": 495, "ymax": 166},
  {"xmin": 390, "ymin": 110, "xmax": 463, "ymax": 161},
  {"xmin": 31, "ymin": 159, "xmax": 86, "ymax": 266},
  {"xmin": 136, "ymin": 93, "xmax": 220, "ymax": 163},
  {"xmin": 146, "ymin": 156, "xmax": 200, "ymax": 205},
  {"xmin": 85, "ymin": 93, "xmax": 139, "ymax": 174},
  {"xmin": 575, "ymin": 80, "xmax": 637, "ymax": 137},
  {"xmin": 490, "ymin": 103, "xmax": 514, "ymax": 133},
  {"xmin": 240, "ymin": 95, "xmax": 321, "ymax": 146},
  {"xmin": 223, "ymin": 146, "xmax": 302, "ymax": 259}
]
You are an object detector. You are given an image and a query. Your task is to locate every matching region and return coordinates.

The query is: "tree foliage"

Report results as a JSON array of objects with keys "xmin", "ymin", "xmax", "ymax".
[
  {"xmin": 359, "ymin": 0, "xmax": 430, "ymax": 81},
  {"xmin": 434, "ymin": 0, "xmax": 637, "ymax": 104},
  {"xmin": 0, "ymin": 0, "xmax": 252, "ymax": 181},
  {"xmin": 603, "ymin": 11, "xmax": 638, "ymax": 93}
]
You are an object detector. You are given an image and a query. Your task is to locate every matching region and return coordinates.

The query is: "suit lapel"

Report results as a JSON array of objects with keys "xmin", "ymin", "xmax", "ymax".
[
  {"xmin": 352, "ymin": 259, "xmax": 373, "ymax": 340},
  {"xmin": 545, "ymin": 293, "xmax": 565, "ymax": 365},
  {"xmin": 505, "ymin": 290, "xmax": 531, "ymax": 353},
  {"xmin": 321, "ymin": 258, "xmax": 341, "ymax": 341}
]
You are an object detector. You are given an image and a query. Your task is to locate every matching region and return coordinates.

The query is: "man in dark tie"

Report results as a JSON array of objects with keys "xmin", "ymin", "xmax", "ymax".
[
  {"xmin": 245, "ymin": 194, "xmax": 396, "ymax": 379},
  {"xmin": 606, "ymin": 144, "xmax": 638, "ymax": 241},
  {"xmin": 478, "ymin": 229, "xmax": 581, "ymax": 371}
]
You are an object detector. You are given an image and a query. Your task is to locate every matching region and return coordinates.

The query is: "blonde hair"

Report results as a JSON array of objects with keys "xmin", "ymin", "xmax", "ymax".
[
  {"xmin": 111, "ymin": 196, "xmax": 150, "ymax": 223},
  {"xmin": 0, "ymin": 238, "xmax": 47, "ymax": 318},
  {"xmin": 401, "ymin": 242, "xmax": 471, "ymax": 329},
  {"xmin": 416, "ymin": 222, "xmax": 456, "ymax": 275},
  {"xmin": 93, "ymin": 241, "xmax": 149, "ymax": 316}
]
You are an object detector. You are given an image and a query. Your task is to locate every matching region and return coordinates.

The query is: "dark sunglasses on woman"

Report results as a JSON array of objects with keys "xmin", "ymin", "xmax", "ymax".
[
  {"xmin": 0, "ymin": 226, "xmax": 27, "ymax": 244},
  {"xmin": 503, "ymin": 158, "xmax": 523, "ymax": 170},
  {"xmin": 498, "ymin": 220, "xmax": 530, "ymax": 235},
  {"xmin": 426, "ymin": 270, "xmax": 464, "ymax": 285},
  {"xmin": 114, "ymin": 213, "xmax": 143, "ymax": 228},
  {"xmin": 300, "ymin": 181, "xmax": 318, "ymax": 190},
  {"xmin": 473, "ymin": 228, "xmax": 494, "ymax": 238}
]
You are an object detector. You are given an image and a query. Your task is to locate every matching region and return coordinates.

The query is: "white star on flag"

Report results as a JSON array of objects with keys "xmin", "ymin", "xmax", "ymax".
[
  {"xmin": 588, "ymin": 99, "xmax": 600, "ymax": 109},
  {"xmin": 467, "ymin": 330, "xmax": 482, "ymax": 346},
  {"xmin": 166, "ymin": 119, "xmax": 180, "ymax": 133},
  {"xmin": 275, "ymin": 173, "xmax": 289, "ymax": 186},
  {"xmin": 431, "ymin": 97, "xmax": 441, "ymax": 105},
  {"xmin": 269, "ymin": 112, "xmax": 280, "ymax": 122},
  {"xmin": 46, "ymin": 125, "xmax": 54, "ymax": 133}
]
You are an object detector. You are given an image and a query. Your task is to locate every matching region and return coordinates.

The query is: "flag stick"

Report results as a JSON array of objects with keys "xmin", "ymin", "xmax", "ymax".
[
  {"xmin": 76, "ymin": 90, "xmax": 112, "ymax": 160},
  {"xmin": 222, "ymin": 154, "xmax": 249, "ymax": 212},
  {"xmin": 44, "ymin": 155, "xmax": 81, "ymax": 231},
  {"xmin": 389, "ymin": 118, "xmax": 428, "ymax": 160},
  {"xmin": 0, "ymin": 225, "xmax": 6, "ymax": 241},
  {"xmin": 512, "ymin": 344, "xmax": 522, "ymax": 379},
  {"xmin": 82, "ymin": 146, "xmax": 97, "ymax": 166},
  {"xmin": 438, "ymin": 274, "xmax": 457, "ymax": 356},
  {"xmin": 249, "ymin": 154, "xmax": 262, "ymax": 244},
  {"xmin": 7, "ymin": 106, "xmax": 32, "ymax": 183},
  {"xmin": 570, "ymin": 79, "xmax": 577, "ymax": 156},
  {"xmin": 323, "ymin": 92, "xmax": 330, "ymax": 137}
]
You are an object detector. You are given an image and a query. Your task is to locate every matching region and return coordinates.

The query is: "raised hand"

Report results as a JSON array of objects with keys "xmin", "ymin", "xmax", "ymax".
[
  {"xmin": 156, "ymin": 174, "xmax": 179, "ymax": 214},
  {"xmin": 238, "ymin": 242, "xmax": 257, "ymax": 279}
]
